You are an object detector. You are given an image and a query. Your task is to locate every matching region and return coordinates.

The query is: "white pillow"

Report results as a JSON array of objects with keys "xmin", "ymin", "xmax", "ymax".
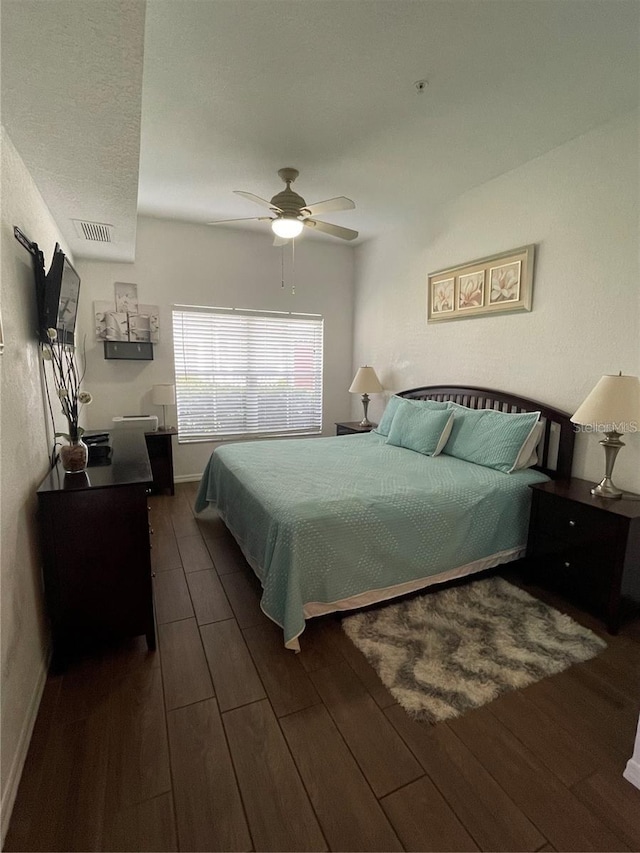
[{"xmin": 511, "ymin": 421, "xmax": 544, "ymax": 470}]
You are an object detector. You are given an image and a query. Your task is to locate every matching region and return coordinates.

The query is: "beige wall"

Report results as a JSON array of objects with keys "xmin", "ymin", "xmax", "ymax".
[
  {"xmin": 76, "ymin": 216, "xmax": 355, "ymax": 479},
  {"xmin": 0, "ymin": 129, "xmax": 73, "ymax": 839},
  {"xmin": 353, "ymin": 110, "xmax": 640, "ymax": 493}
]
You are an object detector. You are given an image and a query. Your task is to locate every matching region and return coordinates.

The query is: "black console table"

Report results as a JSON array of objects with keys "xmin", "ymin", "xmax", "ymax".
[{"xmin": 37, "ymin": 430, "xmax": 156, "ymax": 670}]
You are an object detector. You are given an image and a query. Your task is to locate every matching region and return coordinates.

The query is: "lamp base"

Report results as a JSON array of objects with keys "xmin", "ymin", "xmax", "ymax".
[
  {"xmin": 591, "ymin": 478, "xmax": 623, "ymax": 499},
  {"xmin": 591, "ymin": 431, "xmax": 624, "ymax": 499},
  {"xmin": 359, "ymin": 393, "xmax": 372, "ymax": 427}
]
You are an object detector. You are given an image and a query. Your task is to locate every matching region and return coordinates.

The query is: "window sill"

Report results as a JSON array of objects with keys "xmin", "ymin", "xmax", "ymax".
[{"xmin": 178, "ymin": 430, "xmax": 323, "ymax": 445}]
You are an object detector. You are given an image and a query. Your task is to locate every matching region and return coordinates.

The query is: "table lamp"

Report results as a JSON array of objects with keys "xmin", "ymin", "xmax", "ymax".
[
  {"xmin": 570, "ymin": 373, "xmax": 640, "ymax": 498},
  {"xmin": 349, "ymin": 366, "xmax": 383, "ymax": 427},
  {"xmin": 152, "ymin": 384, "xmax": 176, "ymax": 431}
]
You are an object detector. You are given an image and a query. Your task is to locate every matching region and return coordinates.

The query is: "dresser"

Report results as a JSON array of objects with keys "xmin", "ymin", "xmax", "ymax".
[
  {"xmin": 37, "ymin": 429, "xmax": 156, "ymax": 670},
  {"xmin": 526, "ymin": 478, "xmax": 640, "ymax": 633}
]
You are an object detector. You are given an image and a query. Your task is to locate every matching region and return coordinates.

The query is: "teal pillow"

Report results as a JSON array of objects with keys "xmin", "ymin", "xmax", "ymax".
[
  {"xmin": 374, "ymin": 395, "xmax": 403, "ymax": 436},
  {"xmin": 443, "ymin": 405, "xmax": 540, "ymax": 473},
  {"xmin": 374, "ymin": 395, "xmax": 448, "ymax": 437},
  {"xmin": 386, "ymin": 401, "xmax": 455, "ymax": 456}
]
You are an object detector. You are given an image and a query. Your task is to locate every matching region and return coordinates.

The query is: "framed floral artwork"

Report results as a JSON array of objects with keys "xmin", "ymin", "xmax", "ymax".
[
  {"xmin": 458, "ymin": 271, "xmax": 485, "ymax": 310},
  {"xmin": 427, "ymin": 245, "xmax": 534, "ymax": 322},
  {"xmin": 430, "ymin": 278, "xmax": 455, "ymax": 315},
  {"xmin": 489, "ymin": 261, "xmax": 521, "ymax": 304}
]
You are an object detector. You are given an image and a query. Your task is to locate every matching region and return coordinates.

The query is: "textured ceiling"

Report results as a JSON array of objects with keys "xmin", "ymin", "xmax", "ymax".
[
  {"xmin": 2, "ymin": 0, "xmax": 639, "ymax": 260},
  {"xmin": 1, "ymin": 0, "xmax": 146, "ymax": 261}
]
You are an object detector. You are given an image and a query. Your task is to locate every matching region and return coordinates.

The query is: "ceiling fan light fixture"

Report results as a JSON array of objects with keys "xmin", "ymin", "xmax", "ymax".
[{"xmin": 271, "ymin": 217, "xmax": 303, "ymax": 239}]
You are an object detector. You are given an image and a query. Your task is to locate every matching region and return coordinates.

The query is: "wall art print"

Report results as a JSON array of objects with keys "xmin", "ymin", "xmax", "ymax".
[
  {"xmin": 94, "ymin": 285, "xmax": 160, "ymax": 343},
  {"xmin": 427, "ymin": 245, "xmax": 534, "ymax": 323}
]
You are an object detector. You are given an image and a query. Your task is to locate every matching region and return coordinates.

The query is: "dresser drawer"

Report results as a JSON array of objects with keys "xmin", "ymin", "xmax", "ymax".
[{"xmin": 532, "ymin": 492, "xmax": 620, "ymax": 547}]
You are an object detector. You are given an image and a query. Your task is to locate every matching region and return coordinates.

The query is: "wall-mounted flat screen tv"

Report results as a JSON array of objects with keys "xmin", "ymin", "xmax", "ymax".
[{"xmin": 33, "ymin": 243, "xmax": 81, "ymax": 346}]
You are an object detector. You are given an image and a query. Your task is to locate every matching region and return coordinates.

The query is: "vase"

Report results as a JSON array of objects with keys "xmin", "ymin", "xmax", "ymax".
[{"xmin": 59, "ymin": 438, "xmax": 89, "ymax": 473}]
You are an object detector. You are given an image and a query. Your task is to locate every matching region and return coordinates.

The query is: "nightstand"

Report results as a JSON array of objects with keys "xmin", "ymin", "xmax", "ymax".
[
  {"xmin": 526, "ymin": 478, "xmax": 640, "ymax": 633},
  {"xmin": 144, "ymin": 428, "xmax": 177, "ymax": 495},
  {"xmin": 335, "ymin": 421, "xmax": 377, "ymax": 436}
]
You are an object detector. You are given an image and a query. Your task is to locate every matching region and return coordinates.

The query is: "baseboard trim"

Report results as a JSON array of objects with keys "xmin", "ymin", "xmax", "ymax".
[
  {"xmin": 624, "ymin": 758, "xmax": 640, "ymax": 791},
  {"xmin": 174, "ymin": 474, "xmax": 202, "ymax": 484},
  {"xmin": 0, "ymin": 654, "xmax": 49, "ymax": 845}
]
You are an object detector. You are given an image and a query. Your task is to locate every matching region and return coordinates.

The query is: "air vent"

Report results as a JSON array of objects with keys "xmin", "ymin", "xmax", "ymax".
[{"xmin": 72, "ymin": 220, "xmax": 113, "ymax": 242}]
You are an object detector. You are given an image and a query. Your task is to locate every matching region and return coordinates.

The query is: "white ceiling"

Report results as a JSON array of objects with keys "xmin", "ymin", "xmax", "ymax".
[{"xmin": 2, "ymin": 0, "xmax": 638, "ymax": 261}]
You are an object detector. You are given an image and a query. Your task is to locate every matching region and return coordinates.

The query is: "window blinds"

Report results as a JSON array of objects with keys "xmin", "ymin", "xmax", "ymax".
[{"xmin": 172, "ymin": 307, "xmax": 324, "ymax": 442}]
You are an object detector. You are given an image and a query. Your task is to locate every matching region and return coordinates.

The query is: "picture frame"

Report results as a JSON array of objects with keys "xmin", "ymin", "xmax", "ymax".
[
  {"xmin": 94, "ymin": 297, "xmax": 160, "ymax": 343},
  {"xmin": 427, "ymin": 244, "xmax": 534, "ymax": 323},
  {"xmin": 114, "ymin": 281, "xmax": 138, "ymax": 314}
]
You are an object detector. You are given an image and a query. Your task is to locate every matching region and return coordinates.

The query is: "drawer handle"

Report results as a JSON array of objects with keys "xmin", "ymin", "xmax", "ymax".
[
  {"xmin": 148, "ymin": 505, "xmax": 152, "ymax": 512},
  {"xmin": 568, "ymin": 520, "xmax": 576, "ymax": 527},
  {"xmin": 149, "ymin": 527, "xmax": 154, "ymax": 535},
  {"xmin": 151, "ymin": 572, "xmax": 156, "ymax": 578},
  {"xmin": 564, "ymin": 561, "xmax": 571, "ymax": 568}
]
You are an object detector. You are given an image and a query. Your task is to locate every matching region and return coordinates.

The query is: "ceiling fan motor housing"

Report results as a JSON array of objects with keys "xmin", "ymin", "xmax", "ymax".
[{"xmin": 270, "ymin": 188, "xmax": 307, "ymax": 216}]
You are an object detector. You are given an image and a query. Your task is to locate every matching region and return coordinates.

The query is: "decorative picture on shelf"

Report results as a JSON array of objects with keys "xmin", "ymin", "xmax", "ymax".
[
  {"xmin": 430, "ymin": 278, "xmax": 455, "ymax": 315},
  {"xmin": 427, "ymin": 245, "xmax": 534, "ymax": 323},
  {"xmin": 94, "ymin": 295, "xmax": 160, "ymax": 343},
  {"xmin": 114, "ymin": 282, "xmax": 138, "ymax": 314},
  {"xmin": 457, "ymin": 271, "xmax": 485, "ymax": 310},
  {"xmin": 94, "ymin": 301, "xmax": 127, "ymax": 340},
  {"xmin": 489, "ymin": 260, "xmax": 521, "ymax": 304},
  {"xmin": 128, "ymin": 314, "xmax": 151, "ymax": 342},
  {"xmin": 138, "ymin": 304, "xmax": 160, "ymax": 343}
]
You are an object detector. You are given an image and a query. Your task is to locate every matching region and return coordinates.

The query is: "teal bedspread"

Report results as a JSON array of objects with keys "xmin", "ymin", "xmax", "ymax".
[{"xmin": 195, "ymin": 433, "xmax": 548, "ymax": 646}]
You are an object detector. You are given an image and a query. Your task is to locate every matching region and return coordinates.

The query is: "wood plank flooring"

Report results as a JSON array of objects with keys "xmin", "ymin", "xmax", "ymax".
[{"xmin": 6, "ymin": 482, "xmax": 640, "ymax": 852}]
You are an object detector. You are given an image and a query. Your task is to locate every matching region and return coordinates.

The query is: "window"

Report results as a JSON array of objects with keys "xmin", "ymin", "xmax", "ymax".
[{"xmin": 172, "ymin": 306, "xmax": 324, "ymax": 442}]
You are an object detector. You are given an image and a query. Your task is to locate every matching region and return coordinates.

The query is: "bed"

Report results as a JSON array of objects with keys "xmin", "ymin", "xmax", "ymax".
[{"xmin": 195, "ymin": 385, "xmax": 575, "ymax": 649}]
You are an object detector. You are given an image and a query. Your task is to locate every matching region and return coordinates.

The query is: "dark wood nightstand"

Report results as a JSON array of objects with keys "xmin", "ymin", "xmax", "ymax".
[
  {"xmin": 145, "ymin": 428, "xmax": 177, "ymax": 495},
  {"xmin": 526, "ymin": 478, "xmax": 640, "ymax": 633},
  {"xmin": 335, "ymin": 421, "xmax": 377, "ymax": 436}
]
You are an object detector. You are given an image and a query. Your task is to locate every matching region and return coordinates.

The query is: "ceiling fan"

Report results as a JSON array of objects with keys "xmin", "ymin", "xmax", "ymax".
[{"xmin": 208, "ymin": 167, "xmax": 358, "ymax": 243}]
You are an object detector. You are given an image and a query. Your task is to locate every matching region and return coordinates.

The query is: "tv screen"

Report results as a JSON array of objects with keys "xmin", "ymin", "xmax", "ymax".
[{"xmin": 33, "ymin": 243, "xmax": 81, "ymax": 346}]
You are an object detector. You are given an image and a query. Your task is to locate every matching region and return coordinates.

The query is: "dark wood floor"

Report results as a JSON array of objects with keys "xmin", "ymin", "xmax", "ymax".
[{"xmin": 6, "ymin": 483, "xmax": 640, "ymax": 852}]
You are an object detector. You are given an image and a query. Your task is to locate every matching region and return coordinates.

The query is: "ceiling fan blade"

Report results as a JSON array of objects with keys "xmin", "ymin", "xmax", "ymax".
[
  {"xmin": 234, "ymin": 191, "xmax": 282, "ymax": 213},
  {"xmin": 304, "ymin": 219, "xmax": 359, "ymax": 241},
  {"xmin": 300, "ymin": 196, "xmax": 355, "ymax": 218},
  {"xmin": 207, "ymin": 216, "xmax": 272, "ymax": 225}
]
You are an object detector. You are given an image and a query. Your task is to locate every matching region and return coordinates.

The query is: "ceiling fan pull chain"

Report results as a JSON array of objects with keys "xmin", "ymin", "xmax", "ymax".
[
  {"xmin": 291, "ymin": 237, "xmax": 296, "ymax": 295},
  {"xmin": 281, "ymin": 245, "xmax": 285, "ymax": 288}
]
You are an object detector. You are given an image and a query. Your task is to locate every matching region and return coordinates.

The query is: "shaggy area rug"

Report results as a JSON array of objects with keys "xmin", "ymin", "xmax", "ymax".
[{"xmin": 342, "ymin": 576, "xmax": 606, "ymax": 723}]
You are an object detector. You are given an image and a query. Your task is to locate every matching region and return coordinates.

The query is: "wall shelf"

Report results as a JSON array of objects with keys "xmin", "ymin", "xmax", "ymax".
[{"xmin": 103, "ymin": 341, "xmax": 153, "ymax": 360}]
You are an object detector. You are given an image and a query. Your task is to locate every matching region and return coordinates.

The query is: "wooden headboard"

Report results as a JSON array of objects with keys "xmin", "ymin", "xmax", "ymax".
[{"xmin": 397, "ymin": 384, "xmax": 574, "ymax": 480}]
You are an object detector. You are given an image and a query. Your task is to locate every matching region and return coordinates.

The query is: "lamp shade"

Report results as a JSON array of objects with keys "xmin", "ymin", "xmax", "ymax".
[
  {"xmin": 152, "ymin": 384, "xmax": 176, "ymax": 406},
  {"xmin": 571, "ymin": 374, "xmax": 640, "ymax": 426},
  {"xmin": 349, "ymin": 366, "xmax": 383, "ymax": 394},
  {"xmin": 271, "ymin": 217, "xmax": 304, "ymax": 239}
]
